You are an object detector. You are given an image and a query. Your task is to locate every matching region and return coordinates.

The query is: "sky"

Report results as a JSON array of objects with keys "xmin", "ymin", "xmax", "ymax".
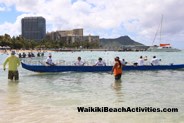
[{"xmin": 0, "ymin": 0, "xmax": 184, "ymax": 49}]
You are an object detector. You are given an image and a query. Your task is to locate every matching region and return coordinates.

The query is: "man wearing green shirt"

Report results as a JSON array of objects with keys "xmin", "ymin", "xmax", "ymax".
[{"xmin": 3, "ymin": 51, "xmax": 20, "ymax": 80}]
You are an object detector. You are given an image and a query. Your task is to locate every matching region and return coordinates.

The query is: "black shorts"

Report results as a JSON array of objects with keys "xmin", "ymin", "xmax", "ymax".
[
  {"xmin": 115, "ymin": 74, "xmax": 122, "ymax": 80},
  {"xmin": 8, "ymin": 71, "xmax": 19, "ymax": 80}
]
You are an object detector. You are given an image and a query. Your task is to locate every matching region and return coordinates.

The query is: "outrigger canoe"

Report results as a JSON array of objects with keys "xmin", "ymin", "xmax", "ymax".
[{"xmin": 21, "ymin": 62, "xmax": 184, "ymax": 72}]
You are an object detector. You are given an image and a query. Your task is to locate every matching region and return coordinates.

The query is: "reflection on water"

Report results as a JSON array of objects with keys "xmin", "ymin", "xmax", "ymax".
[
  {"xmin": 7, "ymin": 80, "xmax": 21, "ymax": 105},
  {"xmin": 112, "ymin": 79, "xmax": 124, "ymax": 103},
  {"xmin": 0, "ymin": 80, "xmax": 23, "ymax": 122},
  {"xmin": 112, "ymin": 79, "xmax": 122, "ymax": 90}
]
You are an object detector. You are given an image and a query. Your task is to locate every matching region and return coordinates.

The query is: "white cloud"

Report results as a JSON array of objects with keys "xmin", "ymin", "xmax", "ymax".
[
  {"xmin": 0, "ymin": 6, "xmax": 5, "ymax": 11},
  {"xmin": 0, "ymin": 0, "xmax": 184, "ymax": 48},
  {"xmin": 0, "ymin": 21, "xmax": 19, "ymax": 36}
]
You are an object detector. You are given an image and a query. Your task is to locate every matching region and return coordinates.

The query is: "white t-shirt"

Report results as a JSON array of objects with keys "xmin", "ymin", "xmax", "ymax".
[
  {"xmin": 95, "ymin": 61, "xmax": 106, "ymax": 66},
  {"xmin": 151, "ymin": 58, "xmax": 160, "ymax": 65},
  {"xmin": 137, "ymin": 59, "xmax": 144, "ymax": 66},
  {"xmin": 74, "ymin": 60, "xmax": 85, "ymax": 66},
  {"xmin": 46, "ymin": 57, "xmax": 53, "ymax": 64},
  {"xmin": 121, "ymin": 60, "xmax": 126, "ymax": 65}
]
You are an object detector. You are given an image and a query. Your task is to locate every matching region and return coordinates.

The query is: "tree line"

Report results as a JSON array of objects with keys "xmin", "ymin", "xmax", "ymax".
[{"xmin": 0, "ymin": 34, "xmax": 99, "ymax": 49}]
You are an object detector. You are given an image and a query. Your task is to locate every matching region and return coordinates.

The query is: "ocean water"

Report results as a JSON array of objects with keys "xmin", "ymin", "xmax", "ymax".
[{"xmin": 0, "ymin": 51, "xmax": 184, "ymax": 123}]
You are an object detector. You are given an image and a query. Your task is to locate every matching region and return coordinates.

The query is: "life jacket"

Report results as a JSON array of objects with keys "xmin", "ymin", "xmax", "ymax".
[{"xmin": 113, "ymin": 62, "xmax": 122, "ymax": 75}]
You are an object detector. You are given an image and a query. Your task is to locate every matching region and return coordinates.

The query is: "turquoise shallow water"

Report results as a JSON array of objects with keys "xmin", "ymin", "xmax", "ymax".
[{"xmin": 0, "ymin": 51, "xmax": 184, "ymax": 123}]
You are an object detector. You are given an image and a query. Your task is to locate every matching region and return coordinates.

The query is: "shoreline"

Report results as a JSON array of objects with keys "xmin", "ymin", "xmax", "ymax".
[
  {"xmin": 51, "ymin": 48, "xmax": 147, "ymax": 52},
  {"xmin": 0, "ymin": 49, "xmax": 146, "ymax": 54},
  {"xmin": 1, "ymin": 49, "xmax": 183, "ymax": 54},
  {"xmin": 0, "ymin": 49, "xmax": 53, "ymax": 55}
]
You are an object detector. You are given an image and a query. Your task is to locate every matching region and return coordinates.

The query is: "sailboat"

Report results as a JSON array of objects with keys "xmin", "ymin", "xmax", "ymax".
[
  {"xmin": 147, "ymin": 44, "xmax": 181, "ymax": 52},
  {"xmin": 147, "ymin": 15, "xmax": 181, "ymax": 52}
]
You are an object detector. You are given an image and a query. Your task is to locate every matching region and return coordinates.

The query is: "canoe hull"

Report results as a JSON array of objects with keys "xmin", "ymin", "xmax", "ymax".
[{"xmin": 21, "ymin": 62, "xmax": 184, "ymax": 72}]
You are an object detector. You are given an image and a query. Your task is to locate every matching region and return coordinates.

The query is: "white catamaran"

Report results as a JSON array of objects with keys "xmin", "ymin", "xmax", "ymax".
[
  {"xmin": 147, "ymin": 15, "xmax": 181, "ymax": 52},
  {"xmin": 147, "ymin": 44, "xmax": 181, "ymax": 52}
]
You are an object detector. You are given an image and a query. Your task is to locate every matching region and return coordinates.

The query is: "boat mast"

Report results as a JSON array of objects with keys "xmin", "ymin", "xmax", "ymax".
[
  {"xmin": 160, "ymin": 14, "xmax": 163, "ymax": 45},
  {"xmin": 152, "ymin": 15, "xmax": 163, "ymax": 46},
  {"xmin": 152, "ymin": 24, "xmax": 160, "ymax": 45}
]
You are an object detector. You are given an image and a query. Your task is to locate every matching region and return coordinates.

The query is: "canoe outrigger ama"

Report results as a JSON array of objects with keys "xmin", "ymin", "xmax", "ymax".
[{"xmin": 21, "ymin": 62, "xmax": 184, "ymax": 72}]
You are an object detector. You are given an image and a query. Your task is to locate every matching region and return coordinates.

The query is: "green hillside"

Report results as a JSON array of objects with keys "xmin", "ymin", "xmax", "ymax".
[{"xmin": 100, "ymin": 36, "xmax": 145, "ymax": 48}]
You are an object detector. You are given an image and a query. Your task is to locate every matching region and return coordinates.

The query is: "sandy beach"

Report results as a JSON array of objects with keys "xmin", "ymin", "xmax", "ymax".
[{"xmin": 0, "ymin": 49, "xmax": 52, "ymax": 55}]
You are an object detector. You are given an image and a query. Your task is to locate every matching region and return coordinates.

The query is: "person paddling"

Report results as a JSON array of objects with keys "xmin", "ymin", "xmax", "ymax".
[
  {"xmin": 46, "ymin": 53, "xmax": 55, "ymax": 66},
  {"xmin": 74, "ymin": 57, "xmax": 85, "ymax": 66},
  {"xmin": 112, "ymin": 57, "xmax": 122, "ymax": 80},
  {"xmin": 94, "ymin": 57, "xmax": 106, "ymax": 66},
  {"xmin": 121, "ymin": 59, "xmax": 127, "ymax": 66},
  {"xmin": 137, "ymin": 56, "xmax": 144, "ymax": 66},
  {"xmin": 151, "ymin": 56, "xmax": 160, "ymax": 66}
]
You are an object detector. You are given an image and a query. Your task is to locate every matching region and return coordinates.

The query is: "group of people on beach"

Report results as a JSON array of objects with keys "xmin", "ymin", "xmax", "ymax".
[{"xmin": 3, "ymin": 51, "xmax": 161, "ymax": 81}]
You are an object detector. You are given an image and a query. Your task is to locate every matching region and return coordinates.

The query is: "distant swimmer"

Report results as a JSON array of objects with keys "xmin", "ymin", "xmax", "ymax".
[
  {"xmin": 22, "ymin": 52, "xmax": 26, "ymax": 58},
  {"xmin": 74, "ymin": 57, "xmax": 85, "ymax": 66},
  {"xmin": 3, "ymin": 51, "xmax": 20, "ymax": 81},
  {"xmin": 94, "ymin": 57, "xmax": 106, "ymax": 66},
  {"xmin": 112, "ymin": 57, "xmax": 122, "ymax": 80},
  {"xmin": 41, "ymin": 52, "xmax": 44, "ymax": 57},
  {"xmin": 37, "ymin": 52, "xmax": 40, "ymax": 57}
]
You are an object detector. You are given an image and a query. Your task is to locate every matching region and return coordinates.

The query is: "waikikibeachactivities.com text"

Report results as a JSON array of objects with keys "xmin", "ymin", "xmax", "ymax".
[{"xmin": 77, "ymin": 107, "xmax": 178, "ymax": 113}]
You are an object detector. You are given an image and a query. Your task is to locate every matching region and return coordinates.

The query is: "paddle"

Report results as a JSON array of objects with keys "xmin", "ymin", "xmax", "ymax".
[
  {"xmin": 39, "ymin": 59, "xmax": 66, "ymax": 66},
  {"xmin": 39, "ymin": 61, "xmax": 47, "ymax": 65},
  {"xmin": 55, "ymin": 60, "xmax": 65, "ymax": 65},
  {"xmin": 82, "ymin": 60, "xmax": 87, "ymax": 66},
  {"xmin": 39, "ymin": 61, "xmax": 54, "ymax": 66}
]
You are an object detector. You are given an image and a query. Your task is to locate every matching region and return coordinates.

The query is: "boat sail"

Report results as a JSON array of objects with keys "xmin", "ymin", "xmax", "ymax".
[{"xmin": 147, "ymin": 15, "xmax": 181, "ymax": 52}]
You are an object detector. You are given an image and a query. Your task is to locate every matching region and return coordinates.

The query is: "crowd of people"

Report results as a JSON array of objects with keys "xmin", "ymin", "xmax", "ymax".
[{"xmin": 3, "ymin": 51, "xmax": 161, "ymax": 81}]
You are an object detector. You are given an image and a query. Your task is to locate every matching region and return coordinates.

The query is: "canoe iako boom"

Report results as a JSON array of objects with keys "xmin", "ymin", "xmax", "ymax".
[{"xmin": 21, "ymin": 62, "xmax": 184, "ymax": 72}]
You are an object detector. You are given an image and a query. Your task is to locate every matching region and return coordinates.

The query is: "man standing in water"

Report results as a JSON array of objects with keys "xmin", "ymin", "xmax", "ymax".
[
  {"xmin": 112, "ymin": 57, "xmax": 123, "ymax": 80},
  {"xmin": 3, "ymin": 51, "xmax": 20, "ymax": 81}
]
